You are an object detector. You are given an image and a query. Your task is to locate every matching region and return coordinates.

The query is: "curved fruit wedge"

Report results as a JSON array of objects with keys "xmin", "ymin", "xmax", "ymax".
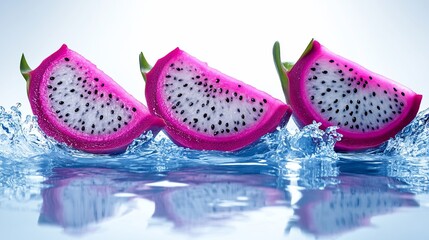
[
  {"xmin": 273, "ymin": 40, "xmax": 422, "ymax": 151},
  {"xmin": 21, "ymin": 45, "xmax": 165, "ymax": 154},
  {"xmin": 143, "ymin": 48, "xmax": 292, "ymax": 151}
]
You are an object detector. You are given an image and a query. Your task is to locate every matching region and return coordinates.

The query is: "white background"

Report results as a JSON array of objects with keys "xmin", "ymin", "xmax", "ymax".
[{"xmin": 1, "ymin": 0, "xmax": 428, "ymax": 115}]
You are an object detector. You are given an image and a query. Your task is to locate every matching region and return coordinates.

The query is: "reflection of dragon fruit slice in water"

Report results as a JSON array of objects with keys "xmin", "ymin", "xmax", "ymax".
[
  {"xmin": 154, "ymin": 172, "xmax": 284, "ymax": 227},
  {"xmin": 38, "ymin": 168, "xmax": 136, "ymax": 233},
  {"xmin": 289, "ymin": 175, "xmax": 419, "ymax": 237}
]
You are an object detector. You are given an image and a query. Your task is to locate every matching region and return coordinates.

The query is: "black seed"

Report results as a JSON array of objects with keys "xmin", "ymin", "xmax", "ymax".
[
  {"xmin": 81, "ymin": 126, "xmax": 85, "ymax": 131},
  {"xmin": 352, "ymin": 117, "xmax": 357, "ymax": 122},
  {"xmin": 59, "ymin": 101, "xmax": 64, "ymax": 105},
  {"xmin": 401, "ymin": 92, "xmax": 405, "ymax": 96},
  {"xmin": 322, "ymin": 70, "xmax": 328, "ymax": 74},
  {"xmin": 193, "ymin": 118, "xmax": 198, "ymax": 123},
  {"xmin": 234, "ymin": 127, "xmax": 239, "ymax": 132},
  {"xmin": 100, "ymin": 115, "xmax": 104, "ymax": 120},
  {"xmin": 311, "ymin": 67, "xmax": 316, "ymax": 71},
  {"xmin": 50, "ymin": 76, "xmax": 55, "ymax": 80},
  {"xmin": 132, "ymin": 107, "xmax": 137, "ymax": 112},
  {"xmin": 329, "ymin": 59, "xmax": 334, "ymax": 63},
  {"xmin": 349, "ymin": 68, "xmax": 353, "ymax": 71},
  {"xmin": 226, "ymin": 98, "xmax": 230, "ymax": 103},
  {"xmin": 211, "ymin": 124, "xmax": 215, "ymax": 130},
  {"xmin": 218, "ymin": 120, "xmax": 222, "ymax": 125},
  {"xmin": 74, "ymin": 108, "xmax": 79, "ymax": 112},
  {"xmin": 253, "ymin": 107, "xmax": 257, "ymax": 112},
  {"xmin": 372, "ymin": 92, "xmax": 376, "ymax": 97},
  {"xmin": 241, "ymin": 114, "xmax": 245, "ymax": 119},
  {"xmin": 64, "ymin": 57, "xmax": 69, "ymax": 61}
]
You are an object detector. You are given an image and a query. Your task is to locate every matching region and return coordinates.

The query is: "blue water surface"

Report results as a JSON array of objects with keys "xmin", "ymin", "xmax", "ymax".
[{"xmin": 0, "ymin": 104, "xmax": 428, "ymax": 239}]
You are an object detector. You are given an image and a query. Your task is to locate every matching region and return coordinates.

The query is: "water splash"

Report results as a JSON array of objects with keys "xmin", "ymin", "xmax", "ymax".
[
  {"xmin": 0, "ymin": 104, "xmax": 57, "ymax": 159},
  {"xmin": 0, "ymin": 104, "xmax": 341, "ymax": 165},
  {"xmin": 5, "ymin": 105, "xmax": 429, "ymax": 206},
  {"xmin": 384, "ymin": 107, "xmax": 429, "ymax": 157}
]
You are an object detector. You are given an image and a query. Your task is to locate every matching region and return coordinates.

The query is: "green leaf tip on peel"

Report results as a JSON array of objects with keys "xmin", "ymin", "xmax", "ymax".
[
  {"xmin": 273, "ymin": 41, "xmax": 291, "ymax": 104},
  {"xmin": 20, "ymin": 54, "xmax": 31, "ymax": 82},
  {"xmin": 20, "ymin": 53, "xmax": 32, "ymax": 94},
  {"xmin": 139, "ymin": 51, "xmax": 151, "ymax": 82},
  {"xmin": 299, "ymin": 38, "xmax": 314, "ymax": 60}
]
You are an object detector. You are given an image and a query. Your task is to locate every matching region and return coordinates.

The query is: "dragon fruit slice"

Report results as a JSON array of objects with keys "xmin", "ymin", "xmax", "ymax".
[
  {"xmin": 20, "ymin": 45, "xmax": 165, "ymax": 154},
  {"xmin": 273, "ymin": 40, "xmax": 422, "ymax": 151},
  {"xmin": 143, "ymin": 48, "xmax": 292, "ymax": 151}
]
